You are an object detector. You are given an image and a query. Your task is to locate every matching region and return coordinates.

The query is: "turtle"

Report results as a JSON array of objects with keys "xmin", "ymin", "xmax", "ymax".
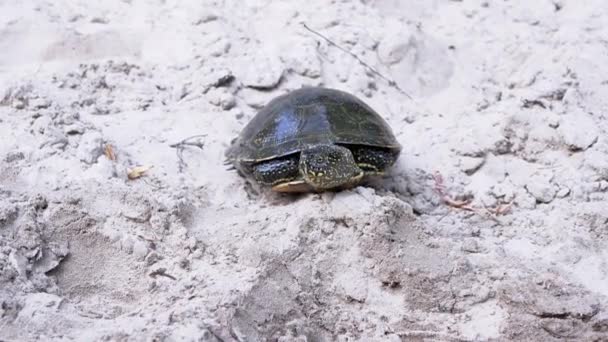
[{"xmin": 225, "ymin": 86, "xmax": 402, "ymax": 193}]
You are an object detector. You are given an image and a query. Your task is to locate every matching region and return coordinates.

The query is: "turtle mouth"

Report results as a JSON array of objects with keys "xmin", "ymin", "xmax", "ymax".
[
  {"xmin": 304, "ymin": 171, "xmax": 325, "ymax": 184},
  {"xmin": 307, "ymin": 171, "xmax": 325, "ymax": 178},
  {"xmin": 302, "ymin": 161, "xmax": 343, "ymax": 189},
  {"xmin": 303, "ymin": 166, "xmax": 364, "ymax": 190},
  {"xmin": 305, "ymin": 174, "xmax": 338, "ymax": 189}
]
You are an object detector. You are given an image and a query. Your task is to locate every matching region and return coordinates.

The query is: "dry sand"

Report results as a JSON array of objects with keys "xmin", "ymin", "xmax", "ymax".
[{"xmin": 1, "ymin": 0, "xmax": 608, "ymax": 341}]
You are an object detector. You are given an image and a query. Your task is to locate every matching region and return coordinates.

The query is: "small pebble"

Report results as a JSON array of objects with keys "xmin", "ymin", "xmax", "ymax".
[
  {"xmin": 559, "ymin": 111, "xmax": 598, "ymax": 151},
  {"xmin": 525, "ymin": 177, "xmax": 557, "ymax": 204},
  {"xmin": 462, "ymin": 239, "xmax": 481, "ymax": 253},
  {"xmin": 556, "ymin": 187, "xmax": 571, "ymax": 198},
  {"xmin": 76, "ymin": 131, "xmax": 104, "ymax": 164},
  {"xmin": 133, "ymin": 239, "xmax": 149, "ymax": 261},
  {"xmin": 30, "ymin": 98, "xmax": 51, "ymax": 109},
  {"xmin": 459, "ymin": 156, "xmax": 486, "ymax": 175}
]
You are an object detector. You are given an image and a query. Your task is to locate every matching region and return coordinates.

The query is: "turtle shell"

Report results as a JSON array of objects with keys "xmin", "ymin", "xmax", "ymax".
[{"xmin": 227, "ymin": 87, "xmax": 401, "ymax": 163}]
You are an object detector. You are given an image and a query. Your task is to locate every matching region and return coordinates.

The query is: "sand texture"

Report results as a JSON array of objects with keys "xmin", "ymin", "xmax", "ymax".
[{"xmin": 1, "ymin": 0, "xmax": 608, "ymax": 341}]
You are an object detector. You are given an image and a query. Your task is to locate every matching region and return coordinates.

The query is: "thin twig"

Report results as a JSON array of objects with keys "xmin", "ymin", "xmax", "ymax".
[
  {"xmin": 432, "ymin": 171, "xmax": 511, "ymax": 222},
  {"xmin": 301, "ymin": 22, "xmax": 412, "ymax": 100},
  {"xmin": 397, "ymin": 330, "xmax": 471, "ymax": 342},
  {"xmin": 149, "ymin": 268, "xmax": 177, "ymax": 281},
  {"xmin": 169, "ymin": 134, "xmax": 207, "ymax": 149},
  {"xmin": 485, "ymin": 201, "xmax": 513, "ymax": 215},
  {"xmin": 143, "ymin": 177, "xmax": 165, "ymax": 190},
  {"xmin": 169, "ymin": 134, "xmax": 207, "ymax": 172}
]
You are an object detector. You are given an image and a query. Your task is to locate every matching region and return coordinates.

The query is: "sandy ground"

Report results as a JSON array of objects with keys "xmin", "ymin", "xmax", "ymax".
[{"xmin": 1, "ymin": 0, "xmax": 608, "ymax": 341}]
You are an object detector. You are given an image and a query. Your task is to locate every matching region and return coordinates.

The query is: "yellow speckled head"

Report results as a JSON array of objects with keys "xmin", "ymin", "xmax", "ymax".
[{"xmin": 299, "ymin": 144, "xmax": 363, "ymax": 190}]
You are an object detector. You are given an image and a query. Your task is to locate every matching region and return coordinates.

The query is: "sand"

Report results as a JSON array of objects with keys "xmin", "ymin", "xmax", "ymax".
[{"xmin": 1, "ymin": 0, "xmax": 608, "ymax": 341}]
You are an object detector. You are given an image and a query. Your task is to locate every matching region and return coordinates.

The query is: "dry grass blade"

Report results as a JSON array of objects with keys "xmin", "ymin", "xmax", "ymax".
[
  {"xmin": 104, "ymin": 144, "xmax": 116, "ymax": 161},
  {"xmin": 127, "ymin": 165, "xmax": 153, "ymax": 180}
]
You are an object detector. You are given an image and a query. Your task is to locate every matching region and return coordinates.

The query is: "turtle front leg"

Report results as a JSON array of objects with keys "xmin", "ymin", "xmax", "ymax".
[
  {"xmin": 350, "ymin": 146, "xmax": 400, "ymax": 173},
  {"xmin": 252, "ymin": 155, "xmax": 300, "ymax": 186}
]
